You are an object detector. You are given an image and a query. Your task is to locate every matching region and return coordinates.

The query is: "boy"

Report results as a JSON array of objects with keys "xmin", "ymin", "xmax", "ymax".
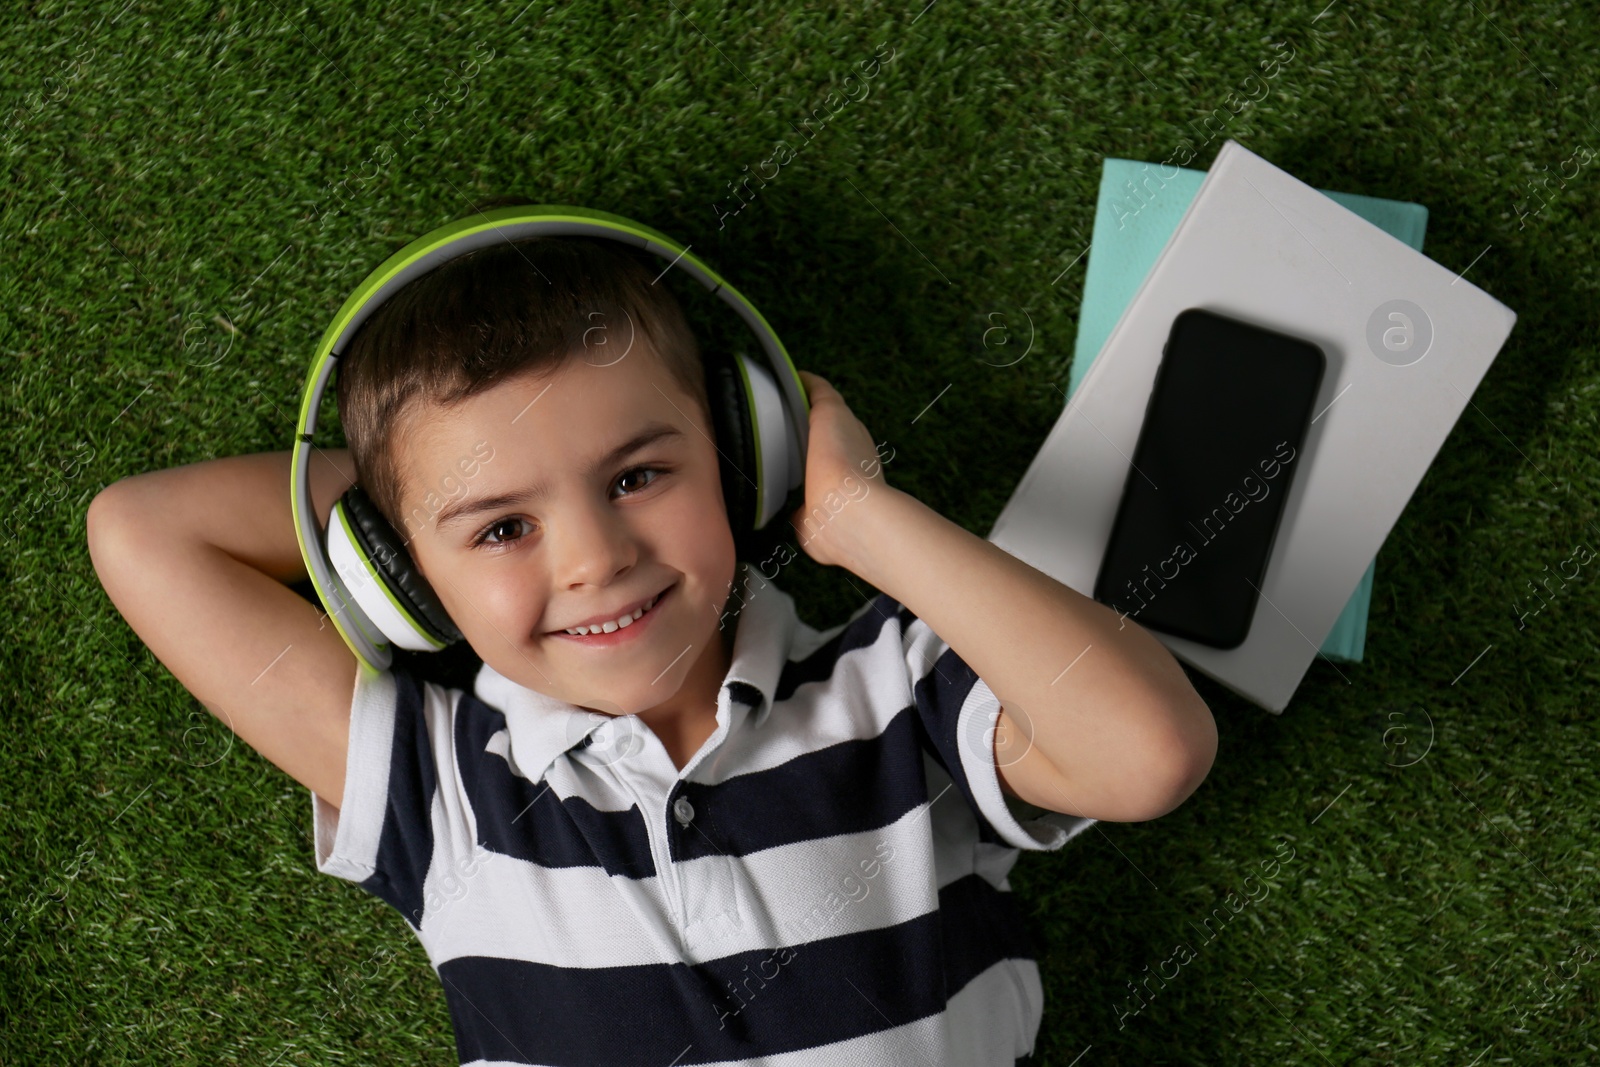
[{"xmin": 86, "ymin": 231, "xmax": 1216, "ymax": 1065}]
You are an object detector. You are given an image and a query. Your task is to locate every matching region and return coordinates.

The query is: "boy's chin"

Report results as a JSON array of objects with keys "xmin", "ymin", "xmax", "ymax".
[
  {"xmin": 569, "ymin": 667, "xmax": 690, "ymax": 712},
  {"xmin": 570, "ymin": 695, "xmax": 631, "ymax": 717}
]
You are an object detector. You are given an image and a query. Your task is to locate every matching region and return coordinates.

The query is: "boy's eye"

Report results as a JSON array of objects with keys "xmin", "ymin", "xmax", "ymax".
[
  {"xmin": 614, "ymin": 466, "xmax": 661, "ymax": 496},
  {"xmin": 473, "ymin": 517, "xmax": 532, "ymax": 549}
]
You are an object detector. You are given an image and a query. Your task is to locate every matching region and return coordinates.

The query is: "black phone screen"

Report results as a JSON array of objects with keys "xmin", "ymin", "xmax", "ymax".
[{"xmin": 1092, "ymin": 308, "xmax": 1326, "ymax": 649}]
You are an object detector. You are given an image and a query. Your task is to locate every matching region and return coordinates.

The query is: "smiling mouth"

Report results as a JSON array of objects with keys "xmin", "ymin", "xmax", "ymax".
[{"xmin": 547, "ymin": 582, "xmax": 675, "ymax": 639}]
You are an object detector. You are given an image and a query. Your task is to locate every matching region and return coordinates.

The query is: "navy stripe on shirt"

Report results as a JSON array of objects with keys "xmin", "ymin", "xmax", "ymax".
[
  {"xmin": 669, "ymin": 708, "xmax": 931, "ymax": 861},
  {"xmin": 437, "ymin": 872, "xmax": 1038, "ymax": 1066},
  {"xmin": 359, "ymin": 666, "xmax": 436, "ymax": 934}
]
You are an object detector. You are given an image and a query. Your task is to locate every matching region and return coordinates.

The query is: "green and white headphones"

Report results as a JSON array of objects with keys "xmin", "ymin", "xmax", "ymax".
[{"xmin": 291, "ymin": 205, "xmax": 810, "ymax": 673}]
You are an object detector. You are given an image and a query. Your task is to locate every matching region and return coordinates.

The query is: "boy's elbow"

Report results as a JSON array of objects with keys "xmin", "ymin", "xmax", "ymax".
[
  {"xmin": 87, "ymin": 482, "xmax": 133, "ymax": 561},
  {"xmin": 1130, "ymin": 695, "xmax": 1217, "ymax": 822}
]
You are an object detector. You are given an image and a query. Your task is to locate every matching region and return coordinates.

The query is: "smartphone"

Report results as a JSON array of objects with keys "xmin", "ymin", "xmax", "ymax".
[{"xmin": 1093, "ymin": 308, "xmax": 1326, "ymax": 649}]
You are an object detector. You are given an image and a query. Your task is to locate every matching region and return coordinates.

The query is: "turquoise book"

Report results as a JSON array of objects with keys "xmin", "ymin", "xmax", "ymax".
[{"xmin": 1070, "ymin": 157, "xmax": 1431, "ymax": 664}]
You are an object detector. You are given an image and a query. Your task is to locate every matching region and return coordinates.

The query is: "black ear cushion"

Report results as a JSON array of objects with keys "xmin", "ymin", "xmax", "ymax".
[
  {"xmin": 703, "ymin": 347, "xmax": 759, "ymax": 558},
  {"xmin": 339, "ymin": 486, "xmax": 464, "ymax": 646}
]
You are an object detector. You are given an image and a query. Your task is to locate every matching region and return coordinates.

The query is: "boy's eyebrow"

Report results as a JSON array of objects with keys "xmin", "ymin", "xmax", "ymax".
[{"xmin": 432, "ymin": 421, "xmax": 685, "ymax": 531}]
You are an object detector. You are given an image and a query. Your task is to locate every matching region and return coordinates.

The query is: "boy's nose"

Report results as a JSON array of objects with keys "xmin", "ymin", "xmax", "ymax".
[{"xmin": 548, "ymin": 499, "xmax": 638, "ymax": 588}]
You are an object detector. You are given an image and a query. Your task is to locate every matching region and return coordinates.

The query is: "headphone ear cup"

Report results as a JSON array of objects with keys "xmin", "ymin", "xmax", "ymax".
[
  {"xmin": 330, "ymin": 486, "xmax": 464, "ymax": 649},
  {"xmin": 703, "ymin": 347, "xmax": 761, "ymax": 561}
]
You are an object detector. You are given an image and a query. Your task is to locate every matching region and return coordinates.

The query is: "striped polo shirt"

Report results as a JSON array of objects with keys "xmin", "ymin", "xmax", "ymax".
[{"xmin": 311, "ymin": 560, "xmax": 1095, "ymax": 1066}]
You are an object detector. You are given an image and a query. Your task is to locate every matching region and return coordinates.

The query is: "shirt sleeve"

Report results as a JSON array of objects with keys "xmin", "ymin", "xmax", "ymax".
[
  {"xmin": 876, "ymin": 592, "xmax": 1098, "ymax": 852},
  {"xmin": 310, "ymin": 657, "xmax": 466, "ymax": 934}
]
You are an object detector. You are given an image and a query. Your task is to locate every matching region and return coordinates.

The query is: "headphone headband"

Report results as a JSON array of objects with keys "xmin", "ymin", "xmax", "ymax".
[{"xmin": 292, "ymin": 204, "xmax": 809, "ymax": 672}]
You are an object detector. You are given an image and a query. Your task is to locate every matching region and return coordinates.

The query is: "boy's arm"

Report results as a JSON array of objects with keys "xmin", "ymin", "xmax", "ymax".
[
  {"xmin": 840, "ymin": 484, "xmax": 1217, "ymax": 824},
  {"xmin": 786, "ymin": 370, "xmax": 1215, "ymax": 824},
  {"xmin": 86, "ymin": 448, "xmax": 362, "ymax": 808}
]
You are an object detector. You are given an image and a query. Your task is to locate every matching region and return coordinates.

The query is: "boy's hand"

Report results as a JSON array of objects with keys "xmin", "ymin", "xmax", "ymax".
[{"xmin": 786, "ymin": 370, "xmax": 893, "ymax": 571}]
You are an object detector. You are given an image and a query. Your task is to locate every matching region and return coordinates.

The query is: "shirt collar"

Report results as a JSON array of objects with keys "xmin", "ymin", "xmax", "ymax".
[{"xmin": 472, "ymin": 562, "xmax": 796, "ymax": 784}]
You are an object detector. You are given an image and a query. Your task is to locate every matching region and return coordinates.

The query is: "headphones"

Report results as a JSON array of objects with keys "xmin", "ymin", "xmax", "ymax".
[{"xmin": 291, "ymin": 205, "xmax": 810, "ymax": 674}]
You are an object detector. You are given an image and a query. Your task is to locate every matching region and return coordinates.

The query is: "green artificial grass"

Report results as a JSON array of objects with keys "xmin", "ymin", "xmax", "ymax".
[{"xmin": 4, "ymin": 0, "xmax": 1599, "ymax": 1062}]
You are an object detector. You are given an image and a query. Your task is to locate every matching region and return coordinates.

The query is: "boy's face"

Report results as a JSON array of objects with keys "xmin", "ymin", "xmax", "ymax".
[{"xmin": 393, "ymin": 342, "xmax": 737, "ymax": 719}]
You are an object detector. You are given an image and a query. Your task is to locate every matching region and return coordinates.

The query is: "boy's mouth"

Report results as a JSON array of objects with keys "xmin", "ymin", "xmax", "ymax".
[{"xmin": 545, "ymin": 582, "xmax": 674, "ymax": 646}]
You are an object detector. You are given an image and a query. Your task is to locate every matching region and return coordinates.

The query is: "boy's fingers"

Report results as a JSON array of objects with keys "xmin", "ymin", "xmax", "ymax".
[{"xmin": 800, "ymin": 370, "xmax": 832, "ymax": 396}]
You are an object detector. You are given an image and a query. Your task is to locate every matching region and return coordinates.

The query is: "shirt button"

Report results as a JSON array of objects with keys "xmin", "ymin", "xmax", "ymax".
[{"xmin": 673, "ymin": 797, "xmax": 695, "ymax": 826}]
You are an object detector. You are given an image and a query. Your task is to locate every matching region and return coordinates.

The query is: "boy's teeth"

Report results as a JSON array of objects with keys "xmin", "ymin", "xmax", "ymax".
[{"xmin": 564, "ymin": 591, "xmax": 660, "ymax": 636}]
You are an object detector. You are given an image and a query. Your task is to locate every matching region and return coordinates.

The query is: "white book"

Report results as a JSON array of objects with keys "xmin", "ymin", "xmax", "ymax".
[{"xmin": 987, "ymin": 140, "xmax": 1517, "ymax": 713}]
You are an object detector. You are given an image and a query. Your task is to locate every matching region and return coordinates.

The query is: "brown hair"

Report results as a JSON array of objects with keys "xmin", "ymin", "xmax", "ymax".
[{"xmin": 336, "ymin": 203, "xmax": 709, "ymax": 541}]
